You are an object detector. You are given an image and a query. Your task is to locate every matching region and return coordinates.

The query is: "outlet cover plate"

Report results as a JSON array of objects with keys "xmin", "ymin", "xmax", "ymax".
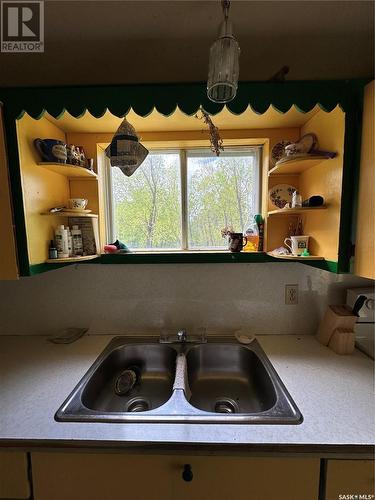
[{"xmin": 285, "ymin": 284, "xmax": 298, "ymax": 305}]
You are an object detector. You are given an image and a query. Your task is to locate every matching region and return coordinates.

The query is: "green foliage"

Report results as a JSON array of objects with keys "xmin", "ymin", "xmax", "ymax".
[
  {"xmin": 112, "ymin": 150, "xmax": 258, "ymax": 250},
  {"xmin": 188, "ymin": 154, "xmax": 257, "ymax": 247},
  {"xmin": 113, "ymin": 153, "xmax": 181, "ymax": 249}
]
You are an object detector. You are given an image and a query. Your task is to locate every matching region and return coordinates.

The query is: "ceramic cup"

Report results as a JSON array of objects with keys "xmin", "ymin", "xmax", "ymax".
[
  {"xmin": 228, "ymin": 233, "xmax": 248, "ymax": 253},
  {"xmin": 34, "ymin": 138, "xmax": 67, "ymax": 163},
  {"xmin": 284, "ymin": 235, "xmax": 309, "ymax": 256},
  {"xmin": 68, "ymin": 198, "xmax": 88, "ymax": 210}
]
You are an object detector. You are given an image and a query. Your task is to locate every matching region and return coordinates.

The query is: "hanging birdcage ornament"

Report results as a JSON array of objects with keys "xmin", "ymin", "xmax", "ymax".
[{"xmin": 105, "ymin": 118, "xmax": 149, "ymax": 177}]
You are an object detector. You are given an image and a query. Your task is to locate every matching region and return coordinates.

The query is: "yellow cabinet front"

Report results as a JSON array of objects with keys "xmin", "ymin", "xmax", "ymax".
[
  {"xmin": 31, "ymin": 452, "xmax": 319, "ymax": 500},
  {"xmin": 325, "ymin": 459, "xmax": 375, "ymax": 500},
  {"xmin": 0, "ymin": 451, "xmax": 30, "ymax": 499}
]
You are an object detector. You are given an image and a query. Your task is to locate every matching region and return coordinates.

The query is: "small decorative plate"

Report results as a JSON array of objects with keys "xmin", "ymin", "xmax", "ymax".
[
  {"xmin": 269, "ymin": 184, "xmax": 296, "ymax": 209},
  {"xmin": 271, "ymin": 141, "xmax": 291, "ymax": 167}
]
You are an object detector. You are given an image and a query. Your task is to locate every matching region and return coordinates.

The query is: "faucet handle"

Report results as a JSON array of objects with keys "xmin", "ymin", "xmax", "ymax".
[{"xmin": 177, "ymin": 329, "xmax": 187, "ymax": 342}]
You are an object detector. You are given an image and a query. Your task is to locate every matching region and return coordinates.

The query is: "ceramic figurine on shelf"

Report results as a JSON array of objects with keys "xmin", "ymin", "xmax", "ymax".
[
  {"xmin": 104, "ymin": 240, "xmax": 131, "ymax": 254},
  {"xmin": 77, "ymin": 146, "xmax": 86, "ymax": 166},
  {"xmin": 284, "ymin": 134, "xmax": 337, "ymax": 159},
  {"xmin": 34, "ymin": 138, "xmax": 67, "ymax": 163},
  {"xmin": 66, "ymin": 145, "xmax": 81, "ymax": 165}
]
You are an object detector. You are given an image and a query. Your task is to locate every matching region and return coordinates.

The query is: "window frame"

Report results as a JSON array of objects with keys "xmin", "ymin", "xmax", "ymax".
[{"xmin": 104, "ymin": 145, "xmax": 263, "ymax": 252}]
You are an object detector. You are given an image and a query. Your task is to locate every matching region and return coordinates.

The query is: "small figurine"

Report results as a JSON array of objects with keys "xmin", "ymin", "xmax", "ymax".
[
  {"xmin": 104, "ymin": 239, "xmax": 130, "ymax": 254},
  {"xmin": 66, "ymin": 145, "xmax": 81, "ymax": 165}
]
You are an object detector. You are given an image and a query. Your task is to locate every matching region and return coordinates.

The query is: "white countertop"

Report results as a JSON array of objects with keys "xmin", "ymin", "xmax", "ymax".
[{"xmin": 0, "ymin": 334, "xmax": 374, "ymax": 453}]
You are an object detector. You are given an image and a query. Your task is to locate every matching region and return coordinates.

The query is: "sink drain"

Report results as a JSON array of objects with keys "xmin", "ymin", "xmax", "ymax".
[
  {"xmin": 126, "ymin": 398, "xmax": 150, "ymax": 413},
  {"xmin": 114, "ymin": 369, "xmax": 137, "ymax": 396},
  {"xmin": 214, "ymin": 399, "xmax": 238, "ymax": 414}
]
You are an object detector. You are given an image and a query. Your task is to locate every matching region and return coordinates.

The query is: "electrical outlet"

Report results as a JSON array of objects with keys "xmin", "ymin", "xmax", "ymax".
[{"xmin": 285, "ymin": 284, "xmax": 298, "ymax": 305}]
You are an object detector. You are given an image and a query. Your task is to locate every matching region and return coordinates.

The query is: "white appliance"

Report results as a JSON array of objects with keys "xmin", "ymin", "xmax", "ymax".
[{"xmin": 346, "ymin": 287, "xmax": 375, "ymax": 359}]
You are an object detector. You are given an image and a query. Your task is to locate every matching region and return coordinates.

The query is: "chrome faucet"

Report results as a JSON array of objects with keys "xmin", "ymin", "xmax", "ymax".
[
  {"xmin": 159, "ymin": 328, "xmax": 206, "ymax": 344},
  {"xmin": 177, "ymin": 329, "xmax": 187, "ymax": 343}
]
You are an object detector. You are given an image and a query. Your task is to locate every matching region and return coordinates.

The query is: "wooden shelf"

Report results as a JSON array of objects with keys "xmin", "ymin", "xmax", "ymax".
[
  {"xmin": 267, "ymin": 252, "xmax": 325, "ymax": 261},
  {"xmin": 41, "ymin": 211, "xmax": 98, "ymax": 218},
  {"xmin": 268, "ymin": 206, "xmax": 327, "ymax": 216},
  {"xmin": 268, "ymin": 156, "xmax": 330, "ymax": 176},
  {"xmin": 37, "ymin": 162, "xmax": 97, "ymax": 179},
  {"xmin": 46, "ymin": 255, "xmax": 99, "ymax": 263}
]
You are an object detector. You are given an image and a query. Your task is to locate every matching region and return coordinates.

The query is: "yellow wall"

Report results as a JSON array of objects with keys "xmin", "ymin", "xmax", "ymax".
[
  {"xmin": 66, "ymin": 128, "xmax": 301, "ymax": 170},
  {"xmin": 266, "ymin": 174, "xmax": 300, "ymax": 251},
  {"xmin": 299, "ymin": 106, "xmax": 345, "ymax": 260},
  {"xmin": 355, "ymin": 81, "xmax": 375, "ymax": 279},
  {"xmin": 0, "ymin": 107, "xmax": 19, "ymax": 279},
  {"xmin": 17, "ymin": 115, "xmax": 70, "ymax": 264}
]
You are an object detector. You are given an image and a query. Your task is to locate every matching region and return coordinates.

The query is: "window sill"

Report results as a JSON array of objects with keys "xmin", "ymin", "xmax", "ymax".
[
  {"xmin": 99, "ymin": 252, "xmax": 335, "ymax": 269},
  {"xmin": 100, "ymin": 251, "xmax": 275, "ymax": 264},
  {"xmin": 28, "ymin": 252, "xmax": 338, "ymax": 275}
]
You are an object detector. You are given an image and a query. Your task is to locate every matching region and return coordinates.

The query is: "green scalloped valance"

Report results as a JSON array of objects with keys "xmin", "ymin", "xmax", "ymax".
[{"xmin": 0, "ymin": 79, "xmax": 368, "ymax": 121}]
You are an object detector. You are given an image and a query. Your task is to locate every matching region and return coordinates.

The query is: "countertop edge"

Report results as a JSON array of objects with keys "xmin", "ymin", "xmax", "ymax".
[{"xmin": 1, "ymin": 440, "xmax": 374, "ymax": 458}]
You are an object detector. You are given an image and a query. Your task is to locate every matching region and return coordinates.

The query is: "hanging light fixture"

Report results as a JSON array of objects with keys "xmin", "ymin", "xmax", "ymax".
[
  {"xmin": 207, "ymin": 0, "xmax": 240, "ymax": 103},
  {"xmin": 105, "ymin": 118, "xmax": 149, "ymax": 177}
]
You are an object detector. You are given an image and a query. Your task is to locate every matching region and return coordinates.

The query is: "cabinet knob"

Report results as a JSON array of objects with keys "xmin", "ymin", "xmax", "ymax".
[{"xmin": 182, "ymin": 463, "xmax": 193, "ymax": 482}]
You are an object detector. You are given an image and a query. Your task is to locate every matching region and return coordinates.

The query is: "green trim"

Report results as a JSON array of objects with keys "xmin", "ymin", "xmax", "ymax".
[
  {"xmin": 0, "ymin": 79, "xmax": 370, "ymax": 120},
  {"xmin": 2, "ymin": 109, "xmax": 30, "ymax": 277},
  {"xmin": 28, "ymin": 253, "xmax": 337, "ymax": 274},
  {"xmin": 298, "ymin": 260, "xmax": 339, "ymax": 273},
  {"xmin": 100, "ymin": 252, "xmax": 275, "ymax": 265},
  {"xmin": 337, "ymin": 84, "xmax": 365, "ymax": 273},
  {"xmin": 29, "ymin": 257, "xmax": 101, "ymax": 275}
]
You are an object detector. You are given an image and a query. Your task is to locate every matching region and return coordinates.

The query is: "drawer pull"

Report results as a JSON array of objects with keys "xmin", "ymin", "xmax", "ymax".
[{"xmin": 182, "ymin": 463, "xmax": 193, "ymax": 482}]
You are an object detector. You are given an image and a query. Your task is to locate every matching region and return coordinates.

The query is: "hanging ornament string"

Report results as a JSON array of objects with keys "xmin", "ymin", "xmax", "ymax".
[
  {"xmin": 222, "ymin": 0, "xmax": 230, "ymax": 20},
  {"xmin": 195, "ymin": 107, "xmax": 224, "ymax": 156}
]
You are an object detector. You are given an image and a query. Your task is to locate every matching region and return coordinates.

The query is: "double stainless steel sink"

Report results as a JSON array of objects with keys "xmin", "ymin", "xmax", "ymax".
[{"xmin": 56, "ymin": 336, "xmax": 302, "ymax": 424}]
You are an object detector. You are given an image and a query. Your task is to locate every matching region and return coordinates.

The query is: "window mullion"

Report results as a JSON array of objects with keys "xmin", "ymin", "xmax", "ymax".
[
  {"xmin": 102, "ymin": 154, "xmax": 115, "ymax": 244},
  {"xmin": 180, "ymin": 150, "xmax": 188, "ymax": 250}
]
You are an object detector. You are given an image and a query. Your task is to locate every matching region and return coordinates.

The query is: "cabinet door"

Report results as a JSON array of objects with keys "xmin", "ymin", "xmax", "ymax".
[
  {"xmin": 176, "ymin": 456, "xmax": 319, "ymax": 500},
  {"xmin": 0, "ymin": 451, "xmax": 30, "ymax": 499},
  {"xmin": 32, "ymin": 453, "xmax": 177, "ymax": 500},
  {"xmin": 32, "ymin": 452, "xmax": 319, "ymax": 500},
  {"xmin": 325, "ymin": 459, "xmax": 375, "ymax": 500},
  {"xmin": 0, "ymin": 106, "xmax": 19, "ymax": 280},
  {"xmin": 355, "ymin": 80, "xmax": 375, "ymax": 279}
]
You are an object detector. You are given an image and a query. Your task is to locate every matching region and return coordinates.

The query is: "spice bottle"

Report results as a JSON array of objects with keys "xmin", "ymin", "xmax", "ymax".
[
  {"xmin": 48, "ymin": 240, "xmax": 58, "ymax": 260},
  {"xmin": 71, "ymin": 225, "xmax": 83, "ymax": 256},
  {"xmin": 55, "ymin": 225, "xmax": 69, "ymax": 258},
  {"xmin": 66, "ymin": 227, "xmax": 73, "ymax": 257},
  {"xmin": 254, "ymin": 214, "xmax": 264, "ymax": 251},
  {"xmin": 292, "ymin": 190, "xmax": 302, "ymax": 208}
]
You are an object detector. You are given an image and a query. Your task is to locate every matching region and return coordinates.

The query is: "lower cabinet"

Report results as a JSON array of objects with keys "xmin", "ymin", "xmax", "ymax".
[
  {"xmin": 0, "ymin": 451, "xmax": 30, "ymax": 499},
  {"xmin": 31, "ymin": 452, "xmax": 319, "ymax": 500},
  {"xmin": 325, "ymin": 459, "xmax": 375, "ymax": 500}
]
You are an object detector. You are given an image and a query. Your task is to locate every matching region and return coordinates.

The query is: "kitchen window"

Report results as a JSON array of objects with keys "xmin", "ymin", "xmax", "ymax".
[{"xmin": 106, "ymin": 147, "xmax": 262, "ymax": 252}]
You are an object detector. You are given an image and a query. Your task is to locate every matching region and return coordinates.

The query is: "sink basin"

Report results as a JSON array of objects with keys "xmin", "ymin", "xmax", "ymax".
[
  {"xmin": 56, "ymin": 336, "xmax": 302, "ymax": 424},
  {"xmin": 81, "ymin": 344, "xmax": 176, "ymax": 413},
  {"xmin": 187, "ymin": 344, "xmax": 277, "ymax": 414}
]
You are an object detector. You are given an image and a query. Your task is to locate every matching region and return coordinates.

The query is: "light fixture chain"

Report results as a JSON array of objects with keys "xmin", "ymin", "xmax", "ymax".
[{"xmin": 221, "ymin": 0, "xmax": 230, "ymax": 20}]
